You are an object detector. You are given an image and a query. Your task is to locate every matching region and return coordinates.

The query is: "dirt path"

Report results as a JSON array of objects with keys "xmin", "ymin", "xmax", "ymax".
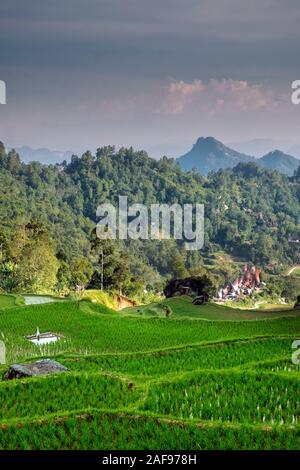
[{"xmin": 287, "ymin": 266, "xmax": 300, "ymax": 276}]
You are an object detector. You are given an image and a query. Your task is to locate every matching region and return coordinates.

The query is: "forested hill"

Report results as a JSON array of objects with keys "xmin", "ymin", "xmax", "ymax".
[{"xmin": 0, "ymin": 142, "xmax": 300, "ymax": 278}]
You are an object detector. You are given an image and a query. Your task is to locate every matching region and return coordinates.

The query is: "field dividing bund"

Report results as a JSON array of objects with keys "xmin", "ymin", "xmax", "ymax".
[
  {"xmin": 58, "ymin": 337, "xmax": 297, "ymax": 379},
  {"xmin": 0, "ymin": 297, "xmax": 300, "ymax": 449},
  {"xmin": 0, "ymin": 409, "xmax": 300, "ymax": 450}
]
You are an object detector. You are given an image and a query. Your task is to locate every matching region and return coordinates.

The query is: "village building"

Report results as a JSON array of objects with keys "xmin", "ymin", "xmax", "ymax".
[{"xmin": 217, "ymin": 264, "xmax": 265, "ymax": 301}]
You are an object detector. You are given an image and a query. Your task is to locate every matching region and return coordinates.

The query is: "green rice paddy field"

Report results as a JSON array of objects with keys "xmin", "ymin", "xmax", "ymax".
[{"xmin": 0, "ymin": 294, "xmax": 299, "ymax": 449}]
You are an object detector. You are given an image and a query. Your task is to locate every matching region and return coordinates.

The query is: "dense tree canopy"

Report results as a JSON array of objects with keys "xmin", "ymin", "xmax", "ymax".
[{"xmin": 0, "ymin": 142, "xmax": 299, "ymax": 294}]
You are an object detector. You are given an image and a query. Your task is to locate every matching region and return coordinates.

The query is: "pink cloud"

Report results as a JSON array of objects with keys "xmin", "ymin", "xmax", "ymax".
[
  {"xmin": 165, "ymin": 79, "xmax": 205, "ymax": 114},
  {"xmin": 163, "ymin": 78, "xmax": 280, "ymax": 115}
]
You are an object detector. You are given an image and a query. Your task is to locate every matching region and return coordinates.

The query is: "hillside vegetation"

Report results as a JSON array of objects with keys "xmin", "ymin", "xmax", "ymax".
[{"xmin": 0, "ymin": 142, "xmax": 300, "ymax": 293}]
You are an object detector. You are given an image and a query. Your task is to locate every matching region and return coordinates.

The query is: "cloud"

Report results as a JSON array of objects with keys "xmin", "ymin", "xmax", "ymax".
[
  {"xmin": 166, "ymin": 80, "xmax": 205, "ymax": 114},
  {"xmin": 0, "ymin": 1, "xmax": 298, "ymax": 150},
  {"xmin": 163, "ymin": 78, "xmax": 281, "ymax": 115},
  {"xmin": 84, "ymin": 77, "xmax": 285, "ymax": 122}
]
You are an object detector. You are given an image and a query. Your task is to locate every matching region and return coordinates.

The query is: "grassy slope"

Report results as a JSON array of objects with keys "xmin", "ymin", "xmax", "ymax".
[
  {"xmin": 82, "ymin": 290, "xmax": 119, "ymax": 310},
  {"xmin": 0, "ymin": 294, "xmax": 21, "ymax": 309},
  {"xmin": 123, "ymin": 295, "xmax": 300, "ymax": 320},
  {"xmin": 0, "ymin": 297, "xmax": 300, "ymax": 449}
]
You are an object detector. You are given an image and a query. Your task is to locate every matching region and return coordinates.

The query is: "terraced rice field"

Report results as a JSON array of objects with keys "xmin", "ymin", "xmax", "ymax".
[{"xmin": 0, "ymin": 296, "xmax": 299, "ymax": 449}]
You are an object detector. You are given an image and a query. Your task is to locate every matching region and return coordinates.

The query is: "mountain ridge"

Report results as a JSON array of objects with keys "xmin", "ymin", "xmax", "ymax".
[
  {"xmin": 177, "ymin": 137, "xmax": 255, "ymax": 176},
  {"xmin": 8, "ymin": 146, "xmax": 73, "ymax": 164},
  {"xmin": 177, "ymin": 137, "xmax": 300, "ymax": 176},
  {"xmin": 258, "ymin": 149, "xmax": 300, "ymax": 176}
]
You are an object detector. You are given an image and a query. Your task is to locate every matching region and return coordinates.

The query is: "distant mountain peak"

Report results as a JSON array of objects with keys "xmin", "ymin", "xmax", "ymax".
[
  {"xmin": 195, "ymin": 136, "xmax": 218, "ymax": 143},
  {"xmin": 268, "ymin": 149, "xmax": 283, "ymax": 155},
  {"xmin": 257, "ymin": 149, "xmax": 300, "ymax": 176},
  {"xmin": 177, "ymin": 136, "xmax": 254, "ymax": 176},
  {"xmin": 194, "ymin": 136, "xmax": 226, "ymax": 147},
  {"xmin": 177, "ymin": 136, "xmax": 300, "ymax": 177}
]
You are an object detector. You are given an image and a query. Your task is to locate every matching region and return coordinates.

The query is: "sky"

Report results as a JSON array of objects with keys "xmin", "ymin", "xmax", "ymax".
[{"xmin": 0, "ymin": 0, "xmax": 300, "ymax": 158}]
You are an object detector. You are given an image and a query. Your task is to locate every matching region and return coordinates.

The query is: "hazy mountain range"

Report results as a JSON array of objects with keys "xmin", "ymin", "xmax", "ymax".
[
  {"xmin": 228, "ymin": 139, "xmax": 300, "ymax": 159},
  {"xmin": 8, "ymin": 138, "xmax": 300, "ymax": 177},
  {"xmin": 9, "ymin": 146, "xmax": 73, "ymax": 164},
  {"xmin": 177, "ymin": 137, "xmax": 300, "ymax": 176},
  {"xmin": 227, "ymin": 138, "xmax": 285, "ymax": 157}
]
